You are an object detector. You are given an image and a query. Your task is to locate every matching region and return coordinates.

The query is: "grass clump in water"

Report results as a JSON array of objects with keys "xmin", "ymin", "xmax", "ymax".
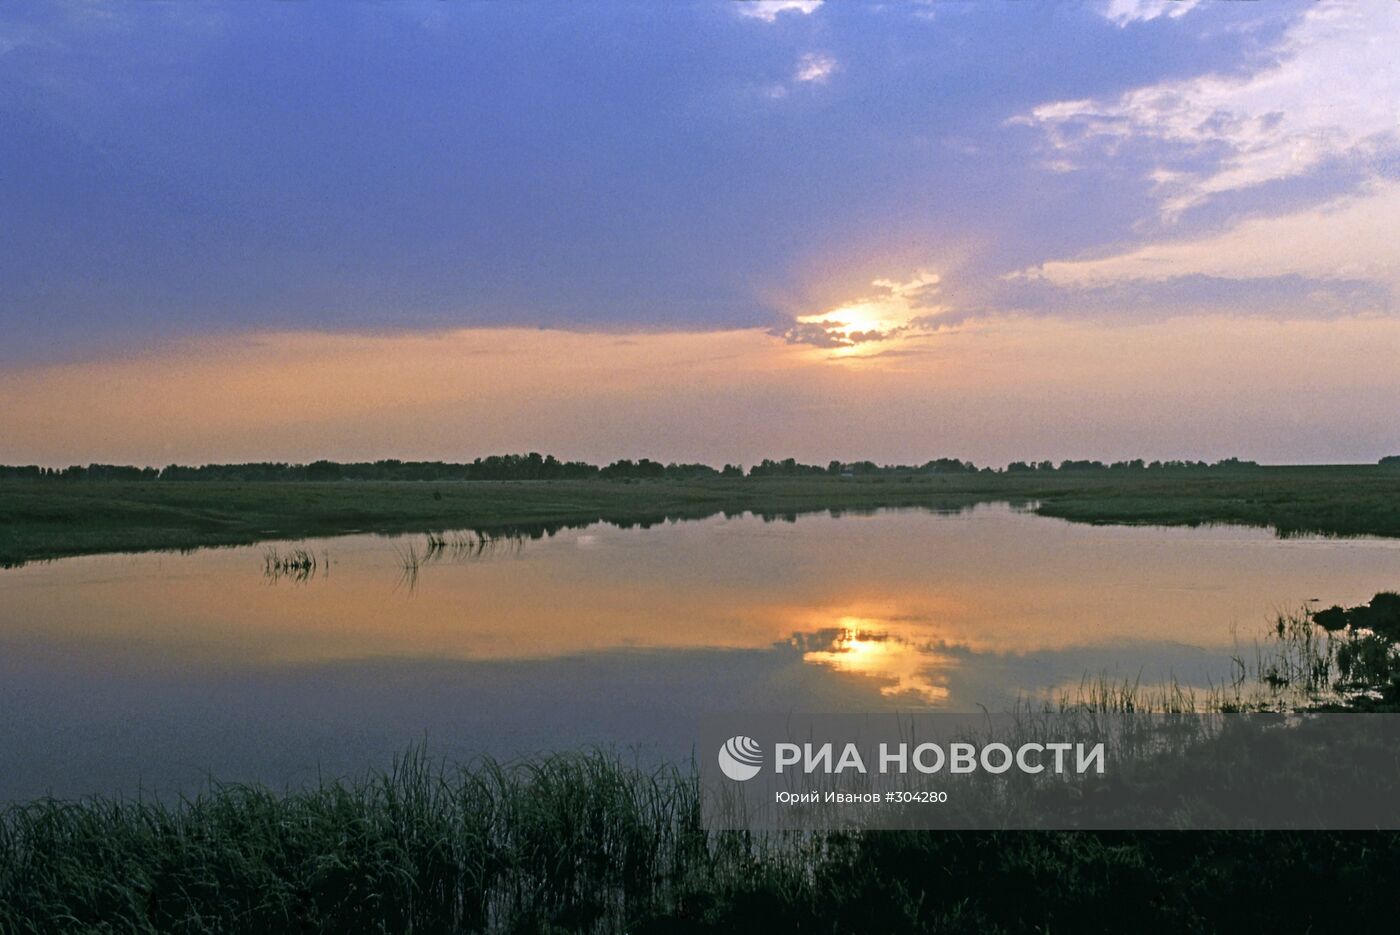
[{"xmin": 262, "ymin": 546, "xmax": 325, "ymax": 583}]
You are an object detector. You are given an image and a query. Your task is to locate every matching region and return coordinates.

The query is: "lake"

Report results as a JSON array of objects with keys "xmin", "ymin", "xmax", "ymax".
[{"xmin": 2, "ymin": 503, "xmax": 1398, "ymax": 801}]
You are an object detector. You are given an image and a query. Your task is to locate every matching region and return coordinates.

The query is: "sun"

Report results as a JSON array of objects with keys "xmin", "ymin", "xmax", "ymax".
[
  {"xmin": 822, "ymin": 303, "xmax": 887, "ymax": 336},
  {"xmin": 792, "ymin": 302, "xmax": 903, "ymax": 356},
  {"xmin": 799, "ymin": 302, "xmax": 886, "ymax": 337},
  {"xmin": 786, "ymin": 271, "xmax": 945, "ymax": 357}
]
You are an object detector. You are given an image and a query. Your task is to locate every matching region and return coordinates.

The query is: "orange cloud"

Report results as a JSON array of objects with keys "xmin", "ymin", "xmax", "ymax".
[{"xmin": 2, "ymin": 317, "xmax": 1398, "ymax": 466}]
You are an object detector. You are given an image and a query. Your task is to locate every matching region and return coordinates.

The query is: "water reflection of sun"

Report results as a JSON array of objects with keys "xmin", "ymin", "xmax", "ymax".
[{"xmin": 801, "ymin": 617, "xmax": 953, "ymax": 703}]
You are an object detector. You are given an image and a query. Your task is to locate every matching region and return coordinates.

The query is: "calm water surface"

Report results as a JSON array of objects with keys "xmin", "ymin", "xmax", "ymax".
[{"xmin": 3, "ymin": 504, "xmax": 1399, "ymax": 800}]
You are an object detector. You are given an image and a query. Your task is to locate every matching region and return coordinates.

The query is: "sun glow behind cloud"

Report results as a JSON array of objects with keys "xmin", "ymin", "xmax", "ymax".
[{"xmin": 783, "ymin": 271, "xmax": 946, "ymax": 356}]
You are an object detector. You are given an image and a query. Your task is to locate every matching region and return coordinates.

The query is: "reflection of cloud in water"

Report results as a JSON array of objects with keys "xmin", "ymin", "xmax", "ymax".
[{"xmin": 795, "ymin": 618, "xmax": 955, "ymax": 703}]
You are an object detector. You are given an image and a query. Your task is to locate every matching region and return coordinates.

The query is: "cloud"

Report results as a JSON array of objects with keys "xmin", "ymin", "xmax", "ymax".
[
  {"xmin": 8, "ymin": 317, "xmax": 1400, "ymax": 467},
  {"xmin": 871, "ymin": 270, "xmax": 942, "ymax": 307},
  {"xmin": 1015, "ymin": 180, "xmax": 1400, "ymax": 300},
  {"xmin": 794, "ymin": 52, "xmax": 836, "ymax": 84},
  {"xmin": 756, "ymin": 50, "xmax": 837, "ymax": 104},
  {"xmin": 779, "ymin": 321, "xmax": 858, "ymax": 349},
  {"xmin": 997, "ymin": 273, "xmax": 1392, "ymax": 327},
  {"xmin": 736, "ymin": 1, "xmax": 823, "ymax": 24},
  {"xmin": 1015, "ymin": 4, "xmax": 1400, "ymax": 217},
  {"xmin": 1098, "ymin": 0, "xmax": 1201, "ymax": 27}
]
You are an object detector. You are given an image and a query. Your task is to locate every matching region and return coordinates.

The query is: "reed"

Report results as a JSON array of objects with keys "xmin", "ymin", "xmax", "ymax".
[
  {"xmin": 422, "ymin": 529, "xmax": 527, "ymax": 564},
  {"xmin": 0, "ymin": 749, "xmax": 823, "ymax": 933},
  {"xmin": 394, "ymin": 541, "xmax": 423, "ymax": 592},
  {"xmin": 5, "ymin": 743, "xmax": 1400, "ymax": 932},
  {"xmin": 262, "ymin": 546, "xmax": 324, "ymax": 583}
]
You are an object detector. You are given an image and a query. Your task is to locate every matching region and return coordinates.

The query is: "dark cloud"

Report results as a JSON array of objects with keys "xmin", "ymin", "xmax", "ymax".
[
  {"xmin": 774, "ymin": 322, "xmax": 858, "ymax": 348},
  {"xmin": 992, "ymin": 273, "xmax": 1393, "ymax": 323},
  {"xmin": 773, "ymin": 321, "xmax": 916, "ymax": 349}
]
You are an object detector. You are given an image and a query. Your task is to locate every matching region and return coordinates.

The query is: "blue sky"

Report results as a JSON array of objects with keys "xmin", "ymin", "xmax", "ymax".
[
  {"xmin": 2, "ymin": 1, "xmax": 1398, "ymax": 465},
  {"xmin": 7, "ymin": 0, "xmax": 1372, "ymax": 357}
]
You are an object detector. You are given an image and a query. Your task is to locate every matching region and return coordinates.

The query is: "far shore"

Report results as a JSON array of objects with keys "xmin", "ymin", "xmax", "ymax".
[{"xmin": 3, "ymin": 464, "xmax": 1399, "ymax": 568}]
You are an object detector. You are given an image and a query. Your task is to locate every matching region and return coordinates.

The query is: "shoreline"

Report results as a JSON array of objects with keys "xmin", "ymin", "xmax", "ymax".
[{"xmin": 4, "ymin": 466, "xmax": 1399, "ymax": 568}]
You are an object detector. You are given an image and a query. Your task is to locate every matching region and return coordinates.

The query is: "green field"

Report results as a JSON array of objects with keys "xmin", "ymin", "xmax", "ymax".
[{"xmin": 3, "ymin": 465, "xmax": 1399, "ymax": 567}]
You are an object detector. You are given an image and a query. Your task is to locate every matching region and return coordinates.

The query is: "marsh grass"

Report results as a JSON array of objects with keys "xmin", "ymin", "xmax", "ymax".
[
  {"xmin": 1035, "ymin": 602, "xmax": 1400, "ymax": 718},
  {"xmin": 394, "ymin": 541, "xmax": 424, "ymax": 593},
  {"xmin": 1229, "ymin": 601, "xmax": 1400, "ymax": 708},
  {"xmin": 7, "ymin": 742, "xmax": 1400, "ymax": 932},
  {"xmin": 396, "ymin": 531, "xmax": 528, "ymax": 593},
  {"xmin": 423, "ymin": 530, "xmax": 526, "ymax": 564},
  {"xmin": 0, "ymin": 749, "xmax": 820, "ymax": 934},
  {"xmin": 262, "ymin": 546, "xmax": 325, "ymax": 584}
]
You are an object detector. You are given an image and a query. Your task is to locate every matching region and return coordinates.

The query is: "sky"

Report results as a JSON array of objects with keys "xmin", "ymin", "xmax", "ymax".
[{"xmin": 2, "ymin": 0, "xmax": 1398, "ymax": 466}]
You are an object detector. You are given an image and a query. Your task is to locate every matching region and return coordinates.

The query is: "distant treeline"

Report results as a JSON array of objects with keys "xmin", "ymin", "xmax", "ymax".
[{"xmin": 0, "ymin": 453, "xmax": 1290, "ymax": 483}]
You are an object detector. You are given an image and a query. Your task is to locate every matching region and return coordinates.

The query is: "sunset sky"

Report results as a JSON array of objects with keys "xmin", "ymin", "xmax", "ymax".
[{"xmin": 2, "ymin": 0, "xmax": 1397, "ymax": 466}]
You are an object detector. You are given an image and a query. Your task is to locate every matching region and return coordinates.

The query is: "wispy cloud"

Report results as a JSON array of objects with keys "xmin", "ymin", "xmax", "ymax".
[
  {"xmin": 1015, "ymin": 4, "xmax": 1400, "ymax": 218},
  {"xmin": 758, "ymin": 51, "xmax": 837, "ymax": 102},
  {"xmin": 1013, "ymin": 180, "xmax": 1400, "ymax": 302},
  {"xmin": 794, "ymin": 51, "xmax": 836, "ymax": 84},
  {"xmin": 736, "ymin": 1, "xmax": 823, "ymax": 24},
  {"xmin": 1098, "ymin": 0, "xmax": 1201, "ymax": 28}
]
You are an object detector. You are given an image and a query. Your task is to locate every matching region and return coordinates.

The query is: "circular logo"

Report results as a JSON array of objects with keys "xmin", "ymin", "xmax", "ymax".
[{"xmin": 717, "ymin": 735, "xmax": 763, "ymax": 781}]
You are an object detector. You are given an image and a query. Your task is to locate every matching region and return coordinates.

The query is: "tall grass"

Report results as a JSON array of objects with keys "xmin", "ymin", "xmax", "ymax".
[
  {"xmin": 0, "ymin": 750, "xmax": 814, "ymax": 933},
  {"xmin": 7, "ymin": 745, "xmax": 1400, "ymax": 932}
]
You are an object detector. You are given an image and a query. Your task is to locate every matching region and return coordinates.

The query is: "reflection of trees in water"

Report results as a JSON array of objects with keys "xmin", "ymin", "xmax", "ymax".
[
  {"xmin": 380, "ymin": 502, "xmax": 1000, "ymax": 595},
  {"xmin": 450, "ymin": 500, "xmax": 998, "ymax": 539},
  {"xmin": 265, "ymin": 503, "xmax": 997, "ymax": 591}
]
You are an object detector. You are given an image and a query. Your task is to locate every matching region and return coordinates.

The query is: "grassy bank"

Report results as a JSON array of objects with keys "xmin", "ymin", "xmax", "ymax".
[{"xmin": 4, "ymin": 465, "xmax": 1399, "ymax": 566}]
